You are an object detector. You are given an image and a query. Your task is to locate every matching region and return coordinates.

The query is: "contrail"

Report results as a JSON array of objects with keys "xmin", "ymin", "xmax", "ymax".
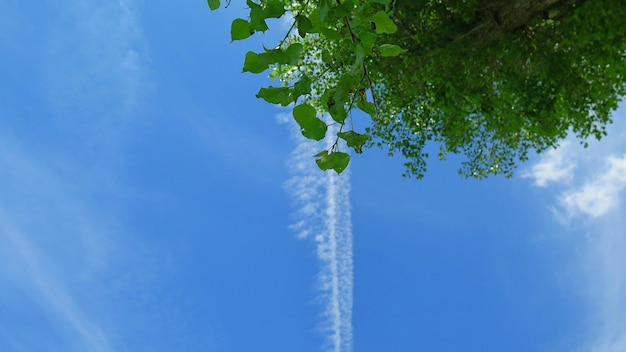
[{"xmin": 283, "ymin": 115, "xmax": 354, "ymax": 352}]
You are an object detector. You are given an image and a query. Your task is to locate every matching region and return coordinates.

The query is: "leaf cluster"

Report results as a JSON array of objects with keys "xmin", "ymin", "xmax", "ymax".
[
  {"xmin": 208, "ymin": 0, "xmax": 626, "ymax": 178},
  {"xmin": 370, "ymin": 0, "xmax": 626, "ymax": 178}
]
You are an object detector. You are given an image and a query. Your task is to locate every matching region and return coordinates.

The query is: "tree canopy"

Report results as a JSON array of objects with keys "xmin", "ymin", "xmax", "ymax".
[{"xmin": 209, "ymin": 0, "xmax": 626, "ymax": 178}]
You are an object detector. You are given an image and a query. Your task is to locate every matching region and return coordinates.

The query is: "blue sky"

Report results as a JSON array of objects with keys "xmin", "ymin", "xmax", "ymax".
[{"xmin": 1, "ymin": 1, "xmax": 625, "ymax": 352}]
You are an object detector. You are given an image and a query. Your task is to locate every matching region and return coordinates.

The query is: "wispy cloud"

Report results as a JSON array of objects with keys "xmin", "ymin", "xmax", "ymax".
[
  {"xmin": 572, "ymin": 213, "xmax": 626, "ymax": 352},
  {"xmin": 0, "ymin": 136, "xmax": 120, "ymax": 352},
  {"xmin": 283, "ymin": 115, "xmax": 353, "ymax": 352},
  {"xmin": 0, "ymin": 0, "xmax": 149, "ymax": 350},
  {"xmin": 0, "ymin": 215, "xmax": 115, "ymax": 352},
  {"xmin": 524, "ymin": 106, "xmax": 626, "ymax": 352},
  {"xmin": 189, "ymin": 109, "xmax": 286, "ymax": 186},
  {"xmin": 43, "ymin": 0, "xmax": 149, "ymax": 152}
]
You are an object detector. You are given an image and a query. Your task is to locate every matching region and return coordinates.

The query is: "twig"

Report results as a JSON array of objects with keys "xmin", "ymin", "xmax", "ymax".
[
  {"xmin": 278, "ymin": 0, "xmax": 312, "ymax": 47},
  {"xmin": 342, "ymin": 14, "xmax": 381, "ymax": 123}
]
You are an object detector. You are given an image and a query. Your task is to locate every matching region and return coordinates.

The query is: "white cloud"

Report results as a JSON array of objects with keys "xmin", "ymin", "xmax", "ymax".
[
  {"xmin": 284, "ymin": 116, "xmax": 353, "ymax": 352},
  {"xmin": 522, "ymin": 141, "xmax": 576, "ymax": 187},
  {"xmin": 524, "ymin": 106, "xmax": 626, "ymax": 220},
  {"xmin": 577, "ymin": 215, "xmax": 626, "ymax": 352},
  {"xmin": 559, "ymin": 155, "xmax": 626, "ymax": 219},
  {"xmin": 524, "ymin": 105, "xmax": 626, "ymax": 352}
]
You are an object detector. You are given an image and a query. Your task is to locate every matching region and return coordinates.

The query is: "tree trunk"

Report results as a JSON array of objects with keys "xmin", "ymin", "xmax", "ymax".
[{"xmin": 455, "ymin": 0, "xmax": 581, "ymax": 46}]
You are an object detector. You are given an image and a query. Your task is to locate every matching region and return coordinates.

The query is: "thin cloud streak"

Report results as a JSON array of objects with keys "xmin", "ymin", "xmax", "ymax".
[
  {"xmin": 0, "ymin": 136, "xmax": 119, "ymax": 352},
  {"xmin": 0, "ymin": 214, "xmax": 115, "ymax": 352},
  {"xmin": 579, "ymin": 214, "xmax": 626, "ymax": 352},
  {"xmin": 1, "ymin": 0, "xmax": 148, "ymax": 349},
  {"xmin": 43, "ymin": 0, "xmax": 149, "ymax": 142},
  {"xmin": 283, "ymin": 115, "xmax": 354, "ymax": 352}
]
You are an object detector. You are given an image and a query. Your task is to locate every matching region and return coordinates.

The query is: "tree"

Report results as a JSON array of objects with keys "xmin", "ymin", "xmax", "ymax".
[{"xmin": 208, "ymin": 0, "xmax": 626, "ymax": 178}]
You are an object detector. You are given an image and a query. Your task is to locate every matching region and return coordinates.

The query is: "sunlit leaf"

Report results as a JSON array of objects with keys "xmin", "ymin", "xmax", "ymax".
[
  {"xmin": 353, "ymin": 43, "xmax": 365, "ymax": 72},
  {"xmin": 338, "ymin": 131, "xmax": 371, "ymax": 153},
  {"xmin": 329, "ymin": 104, "xmax": 348, "ymax": 123},
  {"xmin": 357, "ymin": 100, "xmax": 376, "ymax": 120},
  {"xmin": 263, "ymin": 0, "xmax": 286, "ymax": 18},
  {"xmin": 370, "ymin": 11, "xmax": 397, "ymax": 34},
  {"xmin": 284, "ymin": 43, "xmax": 303, "ymax": 65},
  {"xmin": 296, "ymin": 15, "xmax": 313, "ymax": 38},
  {"xmin": 292, "ymin": 75, "xmax": 312, "ymax": 101},
  {"xmin": 358, "ymin": 31, "xmax": 378, "ymax": 53},
  {"xmin": 293, "ymin": 104, "xmax": 327, "ymax": 140},
  {"xmin": 207, "ymin": 0, "xmax": 220, "ymax": 10},
  {"xmin": 256, "ymin": 86, "xmax": 292, "ymax": 106},
  {"xmin": 379, "ymin": 44, "xmax": 407, "ymax": 57},
  {"xmin": 248, "ymin": 0, "xmax": 269, "ymax": 32},
  {"xmin": 242, "ymin": 51, "xmax": 269, "ymax": 73},
  {"xmin": 231, "ymin": 18, "xmax": 252, "ymax": 41},
  {"xmin": 316, "ymin": 152, "xmax": 350, "ymax": 173},
  {"xmin": 314, "ymin": 150, "xmax": 328, "ymax": 157}
]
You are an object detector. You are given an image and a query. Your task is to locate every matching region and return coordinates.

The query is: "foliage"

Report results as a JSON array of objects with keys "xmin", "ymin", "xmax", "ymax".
[{"xmin": 208, "ymin": 0, "xmax": 626, "ymax": 178}]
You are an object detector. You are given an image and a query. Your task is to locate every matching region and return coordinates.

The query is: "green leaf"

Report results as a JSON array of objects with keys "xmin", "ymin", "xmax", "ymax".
[
  {"xmin": 358, "ymin": 31, "xmax": 378, "ymax": 53},
  {"xmin": 243, "ymin": 44, "xmax": 304, "ymax": 75},
  {"xmin": 292, "ymin": 75, "xmax": 312, "ymax": 101},
  {"xmin": 263, "ymin": 0, "xmax": 286, "ymax": 18},
  {"xmin": 320, "ymin": 82, "xmax": 350, "ymax": 124},
  {"xmin": 296, "ymin": 15, "xmax": 313, "ymax": 38},
  {"xmin": 319, "ymin": 0, "xmax": 331, "ymax": 22},
  {"xmin": 357, "ymin": 100, "xmax": 377, "ymax": 120},
  {"xmin": 207, "ymin": 0, "xmax": 220, "ymax": 10},
  {"xmin": 314, "ymin": 150, "xmax": 328, "ymax": 157},
  {"xmin": 321, "ymin": 49, "xmax": 333, "ymax": 66},
  {"xmin": 258, "ymin": 44, "xmax": 302, "ymax": 67},
  {"xmin": 283, "ymin": 43, "xmax": 303, "ymax": 65},
  {"xmin": 306, "ymin": 8, "xmax": 322, "ymax": 33},
  {"xmin": 259, "ymin": 48, "xmax": 285, "ymax": 64},
  {"xmin": 335, "ymin": 0, "xmax": 356, "ymax": 18},
  {"xmin": 231, "ymin": 18, "xmax": 252, "ymax": 41},
  {"xmin": 242, "ymin": 51, "xmax": 269, "ymax": 73},
  {"xmin": 370, "ymin": 11, "xmax": 397, "ymax": 34},
  {"xmin": 316, "ymin": 151, "xmax": 350, "ymax": 173},
  {"xmin": 379, "ymin": 44, "xmax": 407, "ymax": 57},
  {"xmin": 338, "ymin": 130, "xmax": 371, "ymax": 153},
  {"xmin": 352, "ymin": 43, "xmax": 365, "ymax": 72},
  {"xmin": 247, "ymin": 0, "xmax": 285, "ymax": 32},
  {"xmin": 256, "ymin": 86, "xmax": 292, "ymax": 106},
  {"xmin": 329, "ymin": 104, "xmax": 348, "ymax": 123},
  {"xmin": 248, "ymin": 0, "xmax": 269, "ymax": 32},
  {"xmin": 320, "ymin": 27, "xmax": 342, "ymax": 40},
  {"xmin": 293, "ymin": 104, "xmax": 327, "ymax": 141}
]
